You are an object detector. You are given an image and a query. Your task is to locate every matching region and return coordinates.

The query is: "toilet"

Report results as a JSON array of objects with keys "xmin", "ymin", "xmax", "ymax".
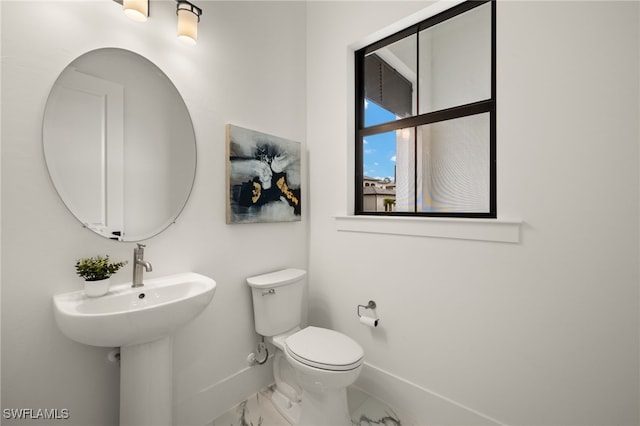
[{"xmin": 246, "ymin": 269, "xmax": 364, "ymax": 426}]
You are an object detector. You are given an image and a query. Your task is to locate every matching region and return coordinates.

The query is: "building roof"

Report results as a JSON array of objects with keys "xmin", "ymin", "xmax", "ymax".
[{"xmin": 363, "ymin": 186, "xmax": 395, "ymax": 196}]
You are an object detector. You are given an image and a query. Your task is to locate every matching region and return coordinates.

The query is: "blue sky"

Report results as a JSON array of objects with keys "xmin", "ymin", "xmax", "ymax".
[{"xmin": 363, "ymin": 100, "xmax": 397, "ymax": 181}]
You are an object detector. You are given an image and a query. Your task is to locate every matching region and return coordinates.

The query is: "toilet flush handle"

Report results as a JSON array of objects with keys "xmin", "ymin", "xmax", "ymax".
[{"xmin": 262, "ymin": 289, "xmax": 276, "ymax": 296}]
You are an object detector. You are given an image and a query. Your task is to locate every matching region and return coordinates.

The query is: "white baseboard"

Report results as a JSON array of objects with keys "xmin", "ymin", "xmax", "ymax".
[
  {"xmin": 354, "ymin": 362, "xmax": 508, "ymax": 426},
  {"xmin": 175, "ymin": 359, "xmax": 507, "ymax": 426},
  {"xmin": 174, "ymin": 357, "xmax": 274, "ymax": 426}
]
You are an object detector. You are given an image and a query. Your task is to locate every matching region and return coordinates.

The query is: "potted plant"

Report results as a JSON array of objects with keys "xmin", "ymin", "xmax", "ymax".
[{"xmin": 75, "ymin": 255, "xmax": 127, "ymax": 297}]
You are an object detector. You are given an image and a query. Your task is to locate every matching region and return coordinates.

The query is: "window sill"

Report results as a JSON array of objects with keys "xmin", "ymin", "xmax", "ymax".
[{"xmin": 334, "ymin": 215, "xmax": 522, "ymax": 243}]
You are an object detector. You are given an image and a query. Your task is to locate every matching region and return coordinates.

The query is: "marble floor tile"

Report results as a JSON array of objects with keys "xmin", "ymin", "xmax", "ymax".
[
  {"xmin": 210, "ymin": 385, "xmax": 407, "ymax": 426},
  {"xmin": 349, "ymin": 390, "xmax": 403, "ymax": 426},
  {"xmin": 211, "ymin": 385, "xmax": 284, "ymax": 426}
]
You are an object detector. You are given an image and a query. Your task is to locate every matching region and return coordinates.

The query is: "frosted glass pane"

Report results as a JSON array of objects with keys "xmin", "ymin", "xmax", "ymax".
[
  {"xmin": 418, "ymin": 113, "xmax": 490, "ymax": 213},
  {"xmin": 418, "ymin": 3, "xmax": 491, "ymax": 114}
]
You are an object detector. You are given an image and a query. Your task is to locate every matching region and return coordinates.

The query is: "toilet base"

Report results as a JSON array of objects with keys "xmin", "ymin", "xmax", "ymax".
[
  {"xmin": 297, "ymin": 387, "xmax": 351, "ymax": 426},
  {"xmin": 270, "ymin": 349, "xmax": 302, "ymax": 424},
  {"xmin": 271, "ymin": 388, "xmax": 301, "ymax": 425}
]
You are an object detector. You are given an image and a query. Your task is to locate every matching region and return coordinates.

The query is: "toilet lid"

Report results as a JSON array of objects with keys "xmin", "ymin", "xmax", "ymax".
[{"xmin": 285, "ymin": 326, "xmax": 364, "ymax": 371}]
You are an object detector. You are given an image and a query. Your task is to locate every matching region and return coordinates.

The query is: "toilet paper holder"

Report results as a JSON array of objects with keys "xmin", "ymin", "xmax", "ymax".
[{"xmin": 357, "ymin": 300, "xmax": 377, "ymax": 318}]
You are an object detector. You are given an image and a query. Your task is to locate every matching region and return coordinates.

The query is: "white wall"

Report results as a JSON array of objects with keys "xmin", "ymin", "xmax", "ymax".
[
  {"xmin": 1, "ymin": 1, "xmax": 306, "ymax": 425},
  {"xmin": 307, "ymin": 1, "xmax": 639, "ymax": 425},
  {"xmin": 2, "ymin": 1, "xmax": 639, "ymax": 426}
]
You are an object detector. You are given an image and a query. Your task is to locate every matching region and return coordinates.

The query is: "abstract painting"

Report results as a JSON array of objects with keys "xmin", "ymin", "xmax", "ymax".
[{"xmin": 226, "ymin": 124, "xmax": 301, "ymax": 224}]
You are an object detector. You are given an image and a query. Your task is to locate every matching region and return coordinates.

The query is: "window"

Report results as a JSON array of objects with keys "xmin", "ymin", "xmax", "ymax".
[{"xmin": 355, "ymin": 0, "xmax": 496, "ymax": 218}]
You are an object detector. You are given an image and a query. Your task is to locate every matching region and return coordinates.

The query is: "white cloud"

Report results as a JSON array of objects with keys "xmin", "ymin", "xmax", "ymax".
[{"xmin": 390, "ymin": 155, "xmax": 396, "ymax": 162}]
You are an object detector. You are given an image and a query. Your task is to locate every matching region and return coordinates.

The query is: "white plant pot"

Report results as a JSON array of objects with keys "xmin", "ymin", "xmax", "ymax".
[{"xmin": 84, "ymin": 278, "xmax": 110, "ymax": 297}]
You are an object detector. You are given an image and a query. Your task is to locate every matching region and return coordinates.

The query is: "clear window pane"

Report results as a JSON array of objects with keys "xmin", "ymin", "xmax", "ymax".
[
  {"xmin": 361, "ymin": 128, "xmax": 415, "ymax": 212},
  {"xmin": 364, "ymin": 35, "xmax": 417, "ymax": 127},
  {"xmin": 417, "ymin": 113, "xmax": 490, "ymax": 213},
  {"xmin": 418, "ymin": 2, "xmax": 491, "ymax": 114}
]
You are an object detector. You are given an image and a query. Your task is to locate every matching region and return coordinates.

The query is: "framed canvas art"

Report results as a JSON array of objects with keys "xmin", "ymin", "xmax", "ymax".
[{"xmin": 226, "ymin": 124, "xmax": 301, "ymax": 224}]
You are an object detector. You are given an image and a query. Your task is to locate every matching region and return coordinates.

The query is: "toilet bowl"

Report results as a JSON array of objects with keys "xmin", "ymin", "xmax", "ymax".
[
  {"xmin": 246, "ymin": 269, "xmax": 364, "ymax": 426},
  {"xmin": 284, "ymin": 326, "xmax": 363, "ymax": 425},
  {"xmin": 266, "ymin": 326, "xmax": 363, "ymax": 425}
]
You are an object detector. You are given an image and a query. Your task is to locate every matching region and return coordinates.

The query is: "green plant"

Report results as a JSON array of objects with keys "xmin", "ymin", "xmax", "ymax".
[{"xmin": 75, "ymin": 255, "xmax": 127, "ymax": 281}]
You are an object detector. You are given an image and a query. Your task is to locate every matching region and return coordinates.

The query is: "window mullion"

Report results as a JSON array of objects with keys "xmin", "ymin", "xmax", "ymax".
[
  {"xmin": 414, "ymin": 30, "xmax": 419, "ymax": 212},
  {"xmin": 360, "ymin": 99, "xmax": 493, "ymax": 136}
]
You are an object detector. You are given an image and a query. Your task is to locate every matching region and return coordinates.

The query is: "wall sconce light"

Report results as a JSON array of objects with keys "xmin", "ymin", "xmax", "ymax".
[
  {"xmin": 122, "ymin": 0, "xmax": 149, "ymax": 22},
  {"xmin": 113, "ymin": 0, "xmax": 203, "ymax": 45},
  {"xmin": 176, "ymin": 0, "xmax": 202, "ymax": 45}
]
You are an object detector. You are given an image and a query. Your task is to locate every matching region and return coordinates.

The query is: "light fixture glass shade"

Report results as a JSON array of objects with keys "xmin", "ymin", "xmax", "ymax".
[
  {"xmin": 123, "ymin": 0, "xmax": 148, "ymax": 22},
  {"xmin": 177, "ymin": 7, "xmax": 198, "ymax": 44}
]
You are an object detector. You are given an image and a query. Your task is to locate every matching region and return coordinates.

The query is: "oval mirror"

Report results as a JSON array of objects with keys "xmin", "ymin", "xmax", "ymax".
[{"xmin": 43, "ymin": 48, "xmax": 196, "ymax": 241}]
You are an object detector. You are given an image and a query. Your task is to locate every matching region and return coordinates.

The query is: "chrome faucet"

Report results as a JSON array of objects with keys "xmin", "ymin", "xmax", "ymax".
[{"xmin": 132, "ymin": 243, "xmax": 152, "ymax": 288}]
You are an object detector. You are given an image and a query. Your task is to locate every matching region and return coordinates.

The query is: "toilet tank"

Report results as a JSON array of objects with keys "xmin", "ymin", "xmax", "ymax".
[{"xmin": 246, "ymin": 268, "xmax": 306, "ymax": 337}]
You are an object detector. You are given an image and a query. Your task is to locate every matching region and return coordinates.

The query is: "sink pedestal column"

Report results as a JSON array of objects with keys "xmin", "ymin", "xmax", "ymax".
[{"xmin": 120, "ymin": 336, "xmax": 173, "ymax": 426}]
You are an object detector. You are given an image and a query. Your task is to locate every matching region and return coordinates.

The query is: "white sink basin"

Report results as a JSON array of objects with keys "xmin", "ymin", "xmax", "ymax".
[{"xmin": 53, "ymin": 272, "xmax": 216, "ymax": 347}]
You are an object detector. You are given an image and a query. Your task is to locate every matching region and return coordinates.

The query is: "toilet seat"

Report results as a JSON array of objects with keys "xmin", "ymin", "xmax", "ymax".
[{"xmin": 285, "ymin": 326, "xmax": 363, "ymax": 371}]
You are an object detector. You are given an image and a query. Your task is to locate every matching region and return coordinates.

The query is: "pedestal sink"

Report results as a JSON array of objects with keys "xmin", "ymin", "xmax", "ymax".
[{"xmin": 53, "ymin": 272, "xmax": 216, "ymax": 426}]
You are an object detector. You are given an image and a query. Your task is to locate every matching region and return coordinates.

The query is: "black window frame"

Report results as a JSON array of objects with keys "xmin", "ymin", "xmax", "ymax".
[{"xmin": 355, "ymin": 0, "xmax": 496, "ymax": 218}]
